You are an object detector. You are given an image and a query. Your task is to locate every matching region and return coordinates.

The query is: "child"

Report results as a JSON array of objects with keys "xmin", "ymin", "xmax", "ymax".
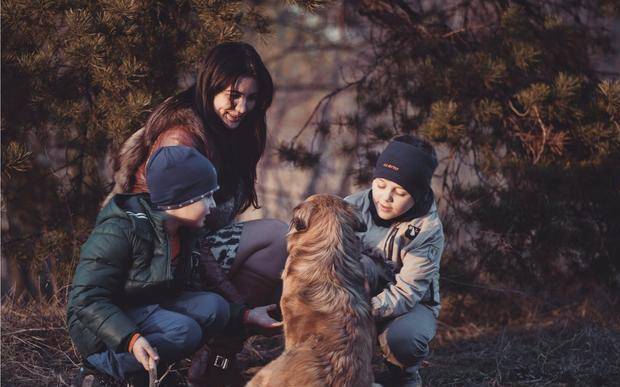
[
  {"xmin": 345, "ymin": 135, "xmax": 444, "ymax": 387},
  {"xmin": 67, "ymin": 145, "xmax": 279, "ymax": 386}
]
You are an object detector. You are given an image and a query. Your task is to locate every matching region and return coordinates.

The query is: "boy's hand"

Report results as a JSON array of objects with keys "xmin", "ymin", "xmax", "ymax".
[
  {"xmin": 362, "ymin": 246, "xmax": 386, "ymax": 263},
  {"xmin": 244, "ymin": 304, "xmax": 283, "ymax": 328},
  {"xmin": 131, "ymin": 336, "xmax": 159, "ymax": 371}
]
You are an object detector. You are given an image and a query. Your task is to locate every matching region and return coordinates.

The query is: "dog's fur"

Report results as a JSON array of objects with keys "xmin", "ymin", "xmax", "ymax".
[{"xmin": 247, "ymin": 194, "xmax": 376, "ymax": 387}]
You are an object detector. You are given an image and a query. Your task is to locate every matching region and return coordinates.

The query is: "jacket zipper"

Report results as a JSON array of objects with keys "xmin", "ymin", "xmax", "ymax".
[
  {"xmin": 165, "ymin": 233, "xmax": 172, "ymax": 286},
  {"xmin": 383, "ymin": 223, "xmax": 401, "ymax": 261}
]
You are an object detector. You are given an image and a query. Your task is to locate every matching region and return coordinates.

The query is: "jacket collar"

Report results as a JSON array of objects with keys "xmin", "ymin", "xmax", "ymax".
[{"xmin": 99, "ymin": 193, "xmax": 168, "ymax": 243}]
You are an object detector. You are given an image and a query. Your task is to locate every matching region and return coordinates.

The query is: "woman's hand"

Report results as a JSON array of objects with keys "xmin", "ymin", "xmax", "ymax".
[
  {"xmin": 131, "ymin": 336, "xmax": 160, "ymax": 371},
  {"xmin": 244, "ymin": 304, "xmax": 283, "ymax": 328}
]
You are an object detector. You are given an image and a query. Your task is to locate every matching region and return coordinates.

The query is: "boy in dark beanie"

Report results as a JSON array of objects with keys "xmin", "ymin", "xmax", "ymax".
[
  {"xmin": 67, "ymin": 146, "xmax": 280, "ymax": 386},
  {"xmin": 345, "ymin": 135, "xmax": 444, "ymax": 387}
]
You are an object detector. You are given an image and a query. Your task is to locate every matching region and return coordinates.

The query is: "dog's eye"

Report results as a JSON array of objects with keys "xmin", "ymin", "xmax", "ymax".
[{"xmin": 291, "ymin": 217, "xmax": 307, "ymax": 231}]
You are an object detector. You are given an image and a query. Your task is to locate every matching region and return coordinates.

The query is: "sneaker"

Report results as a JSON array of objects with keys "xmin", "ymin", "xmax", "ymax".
[
  {"xmin": 399, "ymin": 368, "xmax": 422, "ymax": 387},
  {"xmin": 187, "ymin": 341, "xmax": 243, "ymax": 387},
  {"xmin": 71, "ymin": 364, "xmax": 119, "ymax": 387},
  {"xmin": 124, "ymin": 371, "xmax": 148, "ymax": 387}
]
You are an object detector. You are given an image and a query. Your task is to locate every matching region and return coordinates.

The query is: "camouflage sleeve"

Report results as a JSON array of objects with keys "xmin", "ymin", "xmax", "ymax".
[{"xmin": 197, "ymin": 239, "xmax": 246, "ymax": 304}]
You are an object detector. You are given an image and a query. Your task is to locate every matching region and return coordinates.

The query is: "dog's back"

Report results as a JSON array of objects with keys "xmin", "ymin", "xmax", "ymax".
[{"xmin": 247, "ymin": 195, "xmax": 375, "ymax": 387}]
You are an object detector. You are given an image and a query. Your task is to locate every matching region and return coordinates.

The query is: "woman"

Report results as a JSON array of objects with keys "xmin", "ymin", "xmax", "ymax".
[{"xmin": 106, "ymin": 42, "xmax": 287, "ymax": 308}]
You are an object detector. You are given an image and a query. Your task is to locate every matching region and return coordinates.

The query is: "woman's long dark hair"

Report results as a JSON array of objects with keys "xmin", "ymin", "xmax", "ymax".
[{"xmin": 133, "ymin": 42, "xmax": 273, "ymax": 212}]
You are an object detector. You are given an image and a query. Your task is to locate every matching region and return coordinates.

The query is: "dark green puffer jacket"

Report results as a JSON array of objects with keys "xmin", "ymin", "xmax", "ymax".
[{"xmin": 67, "ymin": 193, "xmax": 207, "ymax": 357}]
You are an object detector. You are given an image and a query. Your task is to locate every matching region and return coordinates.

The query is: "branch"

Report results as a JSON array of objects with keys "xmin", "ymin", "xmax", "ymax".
[
  {"xmin": 532, "ymin": 106, "xmax": 551, "ymax": 164},
  {"xmin": 291, "ymin": 39, "xmax": 407, "ymax": 144},
  {"xmin": 508, "ymin": 100, "xmax": 529, "ymax": 117},
  {"xmin": 291, "ymin": 79, "xmax": 362, "ymax": 143}
]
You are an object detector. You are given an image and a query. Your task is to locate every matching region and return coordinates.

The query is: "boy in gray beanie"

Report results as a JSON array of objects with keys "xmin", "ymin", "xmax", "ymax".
[
  {"xmin": 345, "ymin": 135, "xmax": 444, "ymax": 387},
  {"xmin": 68, "ymin": 146, "xmax": 280, "ymax": 387}
]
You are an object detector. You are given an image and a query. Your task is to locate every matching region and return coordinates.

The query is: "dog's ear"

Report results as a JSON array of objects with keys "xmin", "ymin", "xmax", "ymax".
[{"xmin": 290, "ymin": 202, "xmax": 314, "ymax": 232}]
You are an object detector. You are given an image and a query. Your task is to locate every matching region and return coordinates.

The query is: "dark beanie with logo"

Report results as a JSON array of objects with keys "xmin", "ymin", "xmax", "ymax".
[
  {"xmin": 146, "ymin": 145, "xmax": 219, "ymax": 210},
  {"xmin": 371, "ymin": 138, "xmax": 438, "ymax": 223}
]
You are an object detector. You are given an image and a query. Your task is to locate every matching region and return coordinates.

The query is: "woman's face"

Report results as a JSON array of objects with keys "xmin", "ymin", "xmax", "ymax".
[
  {"xmin": 213, "ymin": 76, "xmax": 258, "ymax": 129},
  {"xmin": 371, "ymin": 178, "xmax": 415, "ymax": 220}
]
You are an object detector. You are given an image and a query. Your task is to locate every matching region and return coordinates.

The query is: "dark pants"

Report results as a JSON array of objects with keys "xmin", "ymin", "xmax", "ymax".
[
  {"xmin": 361, "ymin": 255, "xmax": 437, "ymax": 371},
  {"xmin": 86, "ymin": 291, "xmax": 229, "ymax": 380},
  {"xmin": 378, "ymin": 303, "xmax": 437, "ymax": 370}
]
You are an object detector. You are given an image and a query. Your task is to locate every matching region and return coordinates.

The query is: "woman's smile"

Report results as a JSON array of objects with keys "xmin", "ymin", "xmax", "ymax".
[
  {"xmin": 225, "ymin": 112, "xmax": 243, "ymax": 123},
  {"xmin": 213, "ymin": 76, "xmax": 258, "ymax": 129}
]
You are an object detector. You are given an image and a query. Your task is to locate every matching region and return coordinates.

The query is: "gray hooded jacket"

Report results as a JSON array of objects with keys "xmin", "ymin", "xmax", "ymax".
[{"xmin": 345, "ymin": 189, "xmax": 444, "ymax": 320}]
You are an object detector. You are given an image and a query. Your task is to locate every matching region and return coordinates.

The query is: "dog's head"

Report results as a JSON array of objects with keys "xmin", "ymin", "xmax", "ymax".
[
  {"xmin": 284, "ymin": 195, "xmax": 370, "ymax": 316},
  {"xmin": 285, "ymin": 194, "xmax": 370, "ymax": 318},
  {"xmin": 289, "ymin": 194, "xmax": 366, "ymax": 237}
]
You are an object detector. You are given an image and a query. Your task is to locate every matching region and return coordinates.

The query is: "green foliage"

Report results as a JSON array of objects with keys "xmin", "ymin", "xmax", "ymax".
[
  {"xmin": 1, "ymin": 142, "xmax": 32, "ymax": 179},
  {"xmin": 277, "ymin": 142, "xmax": 322, "ymax": 169},
  {"xmin": 420, "ymin": 100, "xmax": 466, "ymax": 145},
  {"xmin": 1, "ymin": 0, "xmax": 325, "ymax": 298},
  {"xmin": 286, "ymin": 1, "xmax": 620, "ymax": 291}
]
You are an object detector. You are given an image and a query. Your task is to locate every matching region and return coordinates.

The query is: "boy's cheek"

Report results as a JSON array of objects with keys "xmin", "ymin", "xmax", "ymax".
[{"xmin": 370, "ymin": 190, "xmax": 380, "ymax": 205}]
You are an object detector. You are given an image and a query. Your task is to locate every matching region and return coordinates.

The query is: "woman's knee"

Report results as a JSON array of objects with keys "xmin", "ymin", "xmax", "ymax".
[
  {"xmin": 262, "ymin": 218, "xmax": 289, "ymax": 236},
  {"xmin": 258, "ymin": 218, "xmax": 288, "ymax": 254},
  {"xmin": 244, "ymin": 218, "xmax": 288, "ymax": 248},
  {"xmin": 242, "ymin": 219, "xmax": 288, "ymax": 278}
]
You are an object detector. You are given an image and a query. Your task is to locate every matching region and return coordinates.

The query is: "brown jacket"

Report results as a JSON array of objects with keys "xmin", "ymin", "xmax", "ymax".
[{"xmin": 105, "ymin": 108, "xmax": 241, "ymax": 230}]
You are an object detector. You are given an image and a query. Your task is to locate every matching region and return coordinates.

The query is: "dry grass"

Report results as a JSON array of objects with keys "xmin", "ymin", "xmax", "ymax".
[
  {"xmin": 1, "ymin": 295, "xmax": 80, "ymax": 386},
  {"xmin": 422, "ymin": 294, "xmax": 620, "ymax": 386},
  {"xmin": 1, "ymin": 294, "xmax": 619, "ymax": 386},
  {"xmin": 425, "ymin": 320, "xmax": 620, "ymax": 386}
]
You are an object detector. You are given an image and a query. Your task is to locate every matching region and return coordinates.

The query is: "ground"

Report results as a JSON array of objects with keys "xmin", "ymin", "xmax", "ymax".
[{"xmin": 1, "ymin": 297, "xmax": 618, "ymax": 386}]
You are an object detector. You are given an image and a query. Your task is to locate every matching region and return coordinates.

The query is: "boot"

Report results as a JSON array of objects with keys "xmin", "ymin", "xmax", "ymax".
[
  {"xmin": 71, "ymin": 363, "xmax": 119, "ymax": 387},
  {"xmin": 187, "ymin": 344, "xmax": 213, "ymax": 387},
  {"xmin": 399, "ymin": 366, "xmax": 422, "ymax": 387},
  {"xmin": 380, "ymin": 361, "xmax": 423, "ymax": 387},
  {"xmin": 124, "ymin": 371, "xmax": 148, "ymax": 387},
  {"xmin": 187, "ymin": 344, "xmax": 237, "ymax": 387},
  {"xmin": 187, "ymin": 336, "xmax": 247, "ymax": 387}
]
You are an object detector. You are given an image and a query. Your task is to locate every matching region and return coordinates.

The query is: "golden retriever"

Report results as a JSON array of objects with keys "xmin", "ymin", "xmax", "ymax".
[{"xmin": 247, "ymin": 194, "xmax": 376, "ymax": 387}]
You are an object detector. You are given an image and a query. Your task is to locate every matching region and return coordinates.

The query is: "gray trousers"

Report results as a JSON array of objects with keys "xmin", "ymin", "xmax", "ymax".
[
  {"xmin": 86, "ymin": 291, "xmax": 229, "ymax": 380},
  {"xmin": 361, "ymin": 256, "xmax": 437, "ymax": 370},
  {"xmin": 378, "ymin": 303, "xmax": 436, "ymax": 370}
]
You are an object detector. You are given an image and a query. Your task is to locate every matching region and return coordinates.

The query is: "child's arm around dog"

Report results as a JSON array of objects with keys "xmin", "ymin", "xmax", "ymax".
[
  {"xmin": 344, "ymin": 135, "xmax": 443, "ymax": 386},
  {"xmin": 371, "ymin": 209, "xmax": 443, "ymax": 321},
  {"xmin": 345, "ymin": 188, "xmax": 444, "ymax": 321}
]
